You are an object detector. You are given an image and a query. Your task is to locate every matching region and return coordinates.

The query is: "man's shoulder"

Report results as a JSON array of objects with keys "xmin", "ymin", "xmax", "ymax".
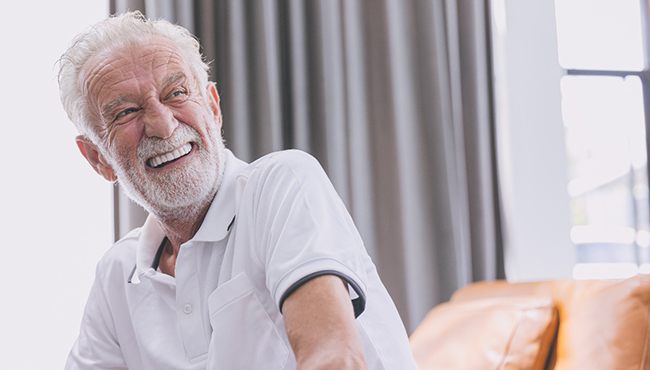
[
  {"xmin": 94, "ymin": 227, "xmax": 140, "ymax": 280},
  {"xmin": 245, "ymin": 149, "xmax": 325, "ymax": 184},
  {"xmin": 252, "ymin": 149, "xmax": 319, "ymax": 167}
]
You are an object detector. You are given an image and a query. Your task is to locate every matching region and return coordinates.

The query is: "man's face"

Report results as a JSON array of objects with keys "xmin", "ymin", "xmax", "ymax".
[{"xmin": 83, "ymin": 38, "xmax": 225, "ymax": 216}]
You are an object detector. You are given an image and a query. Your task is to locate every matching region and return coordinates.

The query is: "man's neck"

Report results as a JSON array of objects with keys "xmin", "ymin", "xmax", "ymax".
[
  {"xmin": 153, "ymin": 197, "xmax": 213, "ymax": 278},
  {"xmin": 153, "ymin": 193, "xmax": 215, "ymax": 256}
]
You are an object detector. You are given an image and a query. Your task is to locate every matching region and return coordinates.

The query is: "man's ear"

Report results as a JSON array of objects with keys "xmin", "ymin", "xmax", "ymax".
[
  {"xmin": 75, "ymin": 135, "xmax": 117, "ymax": 182},
  {"xmin": 206, "ymin": 82, "xmax": 223, "ymax": 130}
]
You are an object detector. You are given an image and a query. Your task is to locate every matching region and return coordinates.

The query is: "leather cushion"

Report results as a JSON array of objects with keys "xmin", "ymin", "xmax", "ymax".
[
  {"xmin": 409, "ymin": 296, "xmax": 558, "ymax": 370},
  {"xmin": 550, "ymin": 276, "xmax": 650, "ymax": 370}
]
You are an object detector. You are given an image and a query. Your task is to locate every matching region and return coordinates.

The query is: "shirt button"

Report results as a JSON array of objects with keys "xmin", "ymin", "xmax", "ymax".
[{"xmin": 183, "ymin": 303, "xmax": 193, "ymax": 314}]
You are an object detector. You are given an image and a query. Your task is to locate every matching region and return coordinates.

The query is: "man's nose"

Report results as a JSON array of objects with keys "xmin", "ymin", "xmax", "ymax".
[{"xmin": 142, "ymin": 101, "xmax": 178, "ymax": 139}]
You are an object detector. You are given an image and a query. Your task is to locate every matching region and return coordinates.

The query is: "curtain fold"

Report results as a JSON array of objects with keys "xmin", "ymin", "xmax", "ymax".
[{"xmin": 111, "ymin": 0, "xmax": 504, "ymax": 332}]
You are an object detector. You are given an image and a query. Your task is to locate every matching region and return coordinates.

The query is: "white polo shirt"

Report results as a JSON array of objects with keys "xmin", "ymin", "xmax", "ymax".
[{"xmin": 66, "ymin": 149, "xmax": 417, "ymax": 370}]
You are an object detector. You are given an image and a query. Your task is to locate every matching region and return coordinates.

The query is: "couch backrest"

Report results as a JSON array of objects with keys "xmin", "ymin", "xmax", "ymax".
[
  {"xmin": 446, "ymin": 275, "xmax": 650, "ymax": 370},
  {"xmin": 409, "ymin": 295, "xmax": 558, "ymax": 369}
]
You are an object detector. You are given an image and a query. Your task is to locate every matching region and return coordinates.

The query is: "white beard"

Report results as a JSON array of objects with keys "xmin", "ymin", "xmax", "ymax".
[{"xmin": 107, "ymin": 123, "xmax": 226, "ymax": 219}]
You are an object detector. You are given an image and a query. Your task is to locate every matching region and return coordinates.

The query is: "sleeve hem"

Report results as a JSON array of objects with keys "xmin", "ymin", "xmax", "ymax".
[{"xmin": 273, "ymin": 258, "xmax": 367, "ymax": 318}]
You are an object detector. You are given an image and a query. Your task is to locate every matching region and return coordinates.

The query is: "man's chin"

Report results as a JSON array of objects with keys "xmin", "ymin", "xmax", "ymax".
[
  {"xmin": 133, "ymin": 178, "xmax": 216, "ymax": 214},
  {"xmin": 117, "ymin": 153, "xmax": 222, "ymax": 217}
]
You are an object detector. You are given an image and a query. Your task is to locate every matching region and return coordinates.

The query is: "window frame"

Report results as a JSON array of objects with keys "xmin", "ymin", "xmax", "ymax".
[{"xmin": 561, "ymin": 0, "xmax": 650, "ymax": 268}]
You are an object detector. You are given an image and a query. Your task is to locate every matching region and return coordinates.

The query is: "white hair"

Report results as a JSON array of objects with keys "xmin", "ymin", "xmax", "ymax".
[{"xmin": 57, "ymin": 11, "xmax": 210, "ymax": 144}]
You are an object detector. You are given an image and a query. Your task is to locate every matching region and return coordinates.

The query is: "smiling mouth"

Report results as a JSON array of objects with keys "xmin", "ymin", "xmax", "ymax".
[{"xmin": 146, "ymin": 143, "xmax": 193, "ymax": 168}]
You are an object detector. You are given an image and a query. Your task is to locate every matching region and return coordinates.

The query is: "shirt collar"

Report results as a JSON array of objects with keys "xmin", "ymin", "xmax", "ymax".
[
  {"xmin": 129, "ymin": 149, "xmax": 247, "ymax": 284},
  {"xmin": 192, "ymin": 149, "xmax": 247, "ymax": 242}
]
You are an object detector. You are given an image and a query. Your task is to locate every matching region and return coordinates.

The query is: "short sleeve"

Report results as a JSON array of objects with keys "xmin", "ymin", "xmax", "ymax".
[
  {"xmin": 65, "ymin": 266, "xmax": 127, "ymax": 370},
  {"xmin": 252, "ymin": 151, "xmax": 369, "ymax": 318}
]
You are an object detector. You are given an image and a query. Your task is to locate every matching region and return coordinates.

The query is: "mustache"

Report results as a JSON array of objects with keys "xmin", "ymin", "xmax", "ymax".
[{"xmin": 137, "ymin": 124, "xmax": 201, "ymax": 161}]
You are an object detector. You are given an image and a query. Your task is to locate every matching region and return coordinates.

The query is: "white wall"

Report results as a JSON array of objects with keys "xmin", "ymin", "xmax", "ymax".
[
  {"xmin": 491, "ymin": 0, "xmax": 575, "ymax": 280},
  {"xmin": 0, "ymin": 3, "xmax": 110, "ymax": 369}
]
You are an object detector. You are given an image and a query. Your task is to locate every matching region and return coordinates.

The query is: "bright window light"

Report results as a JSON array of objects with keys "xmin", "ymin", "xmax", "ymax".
[
  {"xmin": 561, "ymin": 76, "xmax": 647, "ymax": 255},
  {"xmin": 573, "ymin": 263, "xmax": 639, "ymax": 280},
  {"xmin": 561, "ymin": 76, "xmax": 646, "ymax": 183},
  {"xmin": 555, "ymin": 0, "xmax": 645, "ymax": 70},
  {"xmin": 556, "ymin": 2, "xmax": 650, "ymax": 279},
  {"xmin": 570, "ymin": 225, "xmax": 636, "ymax": 245}
]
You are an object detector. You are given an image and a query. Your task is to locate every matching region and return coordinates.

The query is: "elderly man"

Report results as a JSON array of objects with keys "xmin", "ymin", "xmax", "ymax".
[{"xmin": 60, "ymin": 11, "xmax": 416, "ymax": 370}]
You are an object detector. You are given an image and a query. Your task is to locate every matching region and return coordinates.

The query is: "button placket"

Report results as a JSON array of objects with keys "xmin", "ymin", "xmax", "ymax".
[{"xmin": 175, "ymin": 244, "xmax": 208, "ymax": 360}]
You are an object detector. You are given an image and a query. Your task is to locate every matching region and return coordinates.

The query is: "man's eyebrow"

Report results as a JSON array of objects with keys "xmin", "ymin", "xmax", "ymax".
[
  {"xmin": 162, "ymin": 72, "xmax": 187, "ymax": 88},
  {"xmin": 101, "ymin": 97, "xmax": 129, "ymax": 119}
]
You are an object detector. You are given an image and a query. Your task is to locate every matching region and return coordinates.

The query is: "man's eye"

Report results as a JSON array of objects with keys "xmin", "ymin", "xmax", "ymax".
[
  {"xmin": 115, "ymin": 107, "xmax": 140, "ymax": 120},
  {"xmin": 169, "ymin": 89, "xmax": 187, "ymax": 99}
]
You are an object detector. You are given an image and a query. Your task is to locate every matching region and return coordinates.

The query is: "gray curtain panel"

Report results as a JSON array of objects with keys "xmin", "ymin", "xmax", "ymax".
[{"xmin": 110, "ymin": 0, "xmax": 505, "ymax": 332}]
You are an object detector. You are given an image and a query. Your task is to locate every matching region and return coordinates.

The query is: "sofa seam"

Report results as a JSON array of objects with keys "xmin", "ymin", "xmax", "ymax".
[
  {"xmin": 496, "ymin": 310, "xmax": 524, "ymax": 370},
  {"xmin": 542, "ymin": 307, "xmax": 559, "ymax": 370}
]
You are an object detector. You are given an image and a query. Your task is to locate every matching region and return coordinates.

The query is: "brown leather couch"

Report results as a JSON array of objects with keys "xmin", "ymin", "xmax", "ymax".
[{"xmin": 409, "ymin": 275, "xmax": 650, "ymax": 370}]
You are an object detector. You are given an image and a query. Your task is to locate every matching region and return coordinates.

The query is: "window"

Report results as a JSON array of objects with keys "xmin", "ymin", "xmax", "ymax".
[{"xmin": 554, "ymin": 0, "xmax": 650, "ymax": 278}]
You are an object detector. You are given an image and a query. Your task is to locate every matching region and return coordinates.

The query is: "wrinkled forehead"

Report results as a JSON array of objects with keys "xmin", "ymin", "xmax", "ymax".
[{"xmin": 82, "ymin": 37, "xmax": 193, "ymax": 102}]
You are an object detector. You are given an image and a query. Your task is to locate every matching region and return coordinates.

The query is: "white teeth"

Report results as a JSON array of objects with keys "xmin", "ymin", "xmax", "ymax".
[{"xmin": 147, "ymin": 143, "xmax": 192, "ymax": 168}]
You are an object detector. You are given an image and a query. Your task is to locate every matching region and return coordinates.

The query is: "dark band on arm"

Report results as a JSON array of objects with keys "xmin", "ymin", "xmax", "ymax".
[{"xmin": 278, "ymin": 270, "xmax": 366, "ymax": 318}]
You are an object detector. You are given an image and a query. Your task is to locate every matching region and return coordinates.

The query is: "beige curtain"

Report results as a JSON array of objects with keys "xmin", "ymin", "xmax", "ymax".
[{"xmin": 111, "ymin": 0, "xmax": 505, "ymax": 332}]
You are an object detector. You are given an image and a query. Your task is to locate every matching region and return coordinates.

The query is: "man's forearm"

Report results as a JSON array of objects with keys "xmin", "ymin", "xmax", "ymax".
[
  {"xmin": 284, "ymin": 275, "xmax": 368, "ymax": 370},
  {"xmin": 295, "ymin": 343, "xmax": 367, "ymax": 370}
]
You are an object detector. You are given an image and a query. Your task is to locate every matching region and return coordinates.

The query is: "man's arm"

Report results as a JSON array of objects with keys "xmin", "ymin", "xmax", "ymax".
[
  {"xmin": 66, "ymin": 272, "xmax": 127, "ymax": 370},
  {"xmin": 282, "ymin": 275, "xmax": 368, "ymax": 370}
]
